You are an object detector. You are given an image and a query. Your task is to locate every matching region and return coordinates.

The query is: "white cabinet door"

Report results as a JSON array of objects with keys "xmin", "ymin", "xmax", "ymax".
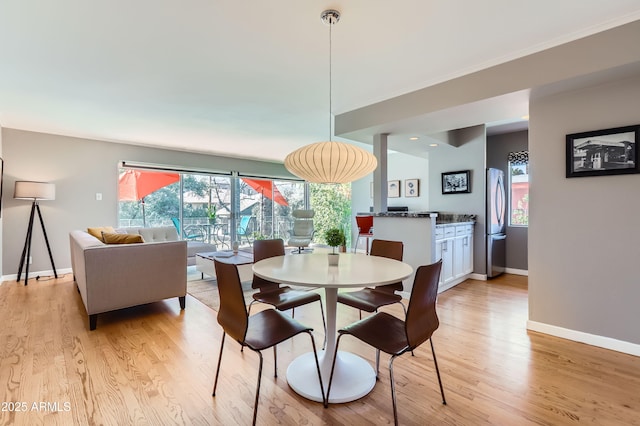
[
  {"xmin": 462, "ymin": 234, "xmax": 473, "ymax": 274},
  {"xmin": 439, "ymin": 238, "xmax": 454, "ymax": 285},
  {"xmin": 434, "ymin": 238, "xmax": 443, "ymax": 286},
  {"xmin": 453, "ymin": 235, "xmax": 465, "ymax": 278}
]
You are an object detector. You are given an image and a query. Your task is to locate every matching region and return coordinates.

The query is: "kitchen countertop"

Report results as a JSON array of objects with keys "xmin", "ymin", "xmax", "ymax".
[
  {"xmin": 370, "ymin": 211, "xmax": 438, "ymax": 218},
  {"xmin": 367, "ymin": 211, "xmax": 477, "ymax": 224}
]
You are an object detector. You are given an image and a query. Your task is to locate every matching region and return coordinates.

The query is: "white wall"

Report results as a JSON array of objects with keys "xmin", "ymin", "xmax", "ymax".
[
  {"xmin": 351, "ymin": 151, "xmax": 430, "ymax": 214},
  {"xmin": 529, "ymin": 73, "xmax": 640, "ymax": 348},
  {"xmin": 386, "ymin": 152, "xmax": 430, "ymax": 211},
  {"xmin": 350, "ymin": 151, "xmax": 429, "ymax": 250}
]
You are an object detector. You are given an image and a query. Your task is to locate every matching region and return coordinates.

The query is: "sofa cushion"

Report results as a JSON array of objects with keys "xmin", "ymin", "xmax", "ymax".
[
  {"xmin": 87, "ymin": 226, "xmax": 115, "ymax": 242},
  {"xmin": 138, "ymin": 226, "xmax": 179, "ymax": 242},
  {"xmin": 102, "ymin": 232, "xmax": 144, "ymax": 244}
]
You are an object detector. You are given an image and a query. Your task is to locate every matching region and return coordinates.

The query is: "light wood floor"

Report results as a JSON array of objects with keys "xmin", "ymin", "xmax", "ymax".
[{"xmin": 0, "ymin": 273, "xmax": 638, "ymax": 425}]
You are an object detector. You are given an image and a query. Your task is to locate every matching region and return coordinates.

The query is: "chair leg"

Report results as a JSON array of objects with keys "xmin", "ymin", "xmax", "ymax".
[
  {"xmin": 252, "ymin": 350, "xmax": 264, "ymax": 426},
  {"xmin": 325, "ymin": 333, "xmax": 345, "ymax": 408},
  {"xmin": 318, "ymin": 301, "xmax": 327, "ymax": 350},
  {"xmin": 375, "ymin": 349, "xmax": 381, "ymax": 378},
  {"xmin": 212, "ymin": 333, "xmax": 226, "ymax": 396},
  {"xmin": 306, "ymin": 331, "xmax": 326, "ymax": 406},
  {"xmin": 389, "ymin": 355, "xmax": 400, "ymax": 426},
  {"xmin": 273, "ymin": 345, "xmax": 278, "ymax": 378},
  {"xmin": 430, "ymin": 338, "xmax": 446, "ymax": 405}
]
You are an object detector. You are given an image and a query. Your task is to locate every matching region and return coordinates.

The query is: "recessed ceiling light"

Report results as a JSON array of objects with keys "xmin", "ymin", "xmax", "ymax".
[
  {"xmin": 521, "ymin": 115, "xmax": 530, "ymax": 120},
  {"xmin": 409, "ymin": 136, "xmax": 419, "ymax": 141},
  {"xmin": 429, "ymin": 143, "xmax": 438, "ymax": 147}
]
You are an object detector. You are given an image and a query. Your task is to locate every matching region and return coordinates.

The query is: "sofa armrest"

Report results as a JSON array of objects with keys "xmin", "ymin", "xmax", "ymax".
[{"xmin": 74, "ymin": 237, "xmax": 187, "ymax": 316}]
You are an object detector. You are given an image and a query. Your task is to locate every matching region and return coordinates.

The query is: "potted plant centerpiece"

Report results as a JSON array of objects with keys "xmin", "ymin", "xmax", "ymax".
[{"xmin": 325, "ymin": 227, "xmax": 345, "ymax": 266}]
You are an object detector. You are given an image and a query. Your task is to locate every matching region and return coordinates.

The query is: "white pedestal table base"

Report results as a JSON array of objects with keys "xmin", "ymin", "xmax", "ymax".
[{"xmin": 286, "ymin": 349, "xmax": 376, "ymax": 403}]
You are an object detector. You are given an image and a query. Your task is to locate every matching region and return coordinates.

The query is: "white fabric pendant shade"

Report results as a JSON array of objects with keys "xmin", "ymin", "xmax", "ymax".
[{"xmin": 284, "ymin": 141, "xmax": 378, "ymax": 184}]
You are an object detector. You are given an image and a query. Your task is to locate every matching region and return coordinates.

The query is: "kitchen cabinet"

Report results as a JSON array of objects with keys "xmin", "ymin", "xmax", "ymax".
[{"xmin": 435, "ymin": 223, "xmax": 474, "ymax": 292}]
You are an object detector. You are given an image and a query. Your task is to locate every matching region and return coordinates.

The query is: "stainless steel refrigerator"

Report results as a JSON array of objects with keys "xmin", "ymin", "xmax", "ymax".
[{"xmin": 486, "ymin": 168, "xmax": 506, "ymax": 278}]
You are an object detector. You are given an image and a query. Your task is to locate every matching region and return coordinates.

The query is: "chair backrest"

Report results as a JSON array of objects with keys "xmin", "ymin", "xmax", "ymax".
[
  {"xmin": 252, "ymin": 239, "xmax": 285, "ymax": 290},
  {"xmin": 291, "ymin": 210, "xmax": 314, "ymax": 238},
  {"xmin": 237, "ymin": 216, "xmax": 253, "ymax": 235},
  {"xmin": 355, "ymin": 215, "xmax": 374, "ymax": 235},
  {"xmin": 171, "ymin": 217, "xmax": 180, "ymax": 232},
  {"xmin": 214, "ymin": 260, "xmax": 249, "ymax": 343},
  {"xmin": 370, "ymin": 239, "xmax": 404, "ymax": 293},
  {"xmin": 405, "ymin": 260, "xmax": 442, "ymax": 350}
]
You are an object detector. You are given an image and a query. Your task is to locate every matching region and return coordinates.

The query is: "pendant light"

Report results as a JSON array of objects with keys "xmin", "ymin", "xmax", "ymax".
[{"xmin": 284, "ymin": 9, "xmax": 377, "ymax": 184}]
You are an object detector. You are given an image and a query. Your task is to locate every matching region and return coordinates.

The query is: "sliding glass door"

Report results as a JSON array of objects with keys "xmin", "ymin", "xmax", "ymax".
[{"xmin": 118, "ymin": 166, "xmax": 309, "ymax": 250}]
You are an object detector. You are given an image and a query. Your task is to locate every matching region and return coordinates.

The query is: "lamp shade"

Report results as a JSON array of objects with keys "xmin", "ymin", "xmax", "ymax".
[
  {"xmin": 284, "ymin": 141, "xmax": 378, "ymax": 184},
  {"xmin": 14, "ymin": 181, "xmax": 56, "ymax": 200}
]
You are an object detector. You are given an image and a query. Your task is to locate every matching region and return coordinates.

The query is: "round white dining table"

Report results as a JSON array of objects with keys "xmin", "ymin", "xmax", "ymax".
[{"xmin": 252, "ymin": 252, "xmax": 413, "ymax": 403}]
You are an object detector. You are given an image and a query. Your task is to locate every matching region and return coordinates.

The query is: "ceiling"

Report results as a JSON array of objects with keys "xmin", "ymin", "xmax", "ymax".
[{"xmin": 1, "ymin": 1, "xmax": 640, "ymax": 163}]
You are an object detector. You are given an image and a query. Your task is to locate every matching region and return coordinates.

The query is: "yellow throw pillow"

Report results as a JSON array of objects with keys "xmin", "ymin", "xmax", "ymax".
[
  {"xmin": 87, "ymin": 226, "xmax": 115, "ymax": 242},
  {"xmin": 101, "ymin": 232, "xmax": 144, "ymax": 245}
]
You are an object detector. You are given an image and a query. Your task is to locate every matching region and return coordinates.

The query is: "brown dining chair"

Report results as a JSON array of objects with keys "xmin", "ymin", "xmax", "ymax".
[
  {"xmin": 326, "ymin": 261, "xmax": 446, "ymax": 425},
  {"xmin": 248, "ymin": 239, "xmax": 326, "ymax": 347},
  {"xmin": 212, "ymin": 259, "xmax": 325, "ymax": 425},
  {"xmin": 337, "ymin": 239, "xmax": 406, "ymax": 320}
]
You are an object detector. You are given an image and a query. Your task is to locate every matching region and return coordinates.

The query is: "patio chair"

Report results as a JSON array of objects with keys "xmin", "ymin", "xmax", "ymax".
[
  {"xmin": 287, "ymin": 209, "xmax": 315, "ymax": 253},
  {"xmin": 171, "ymin": 217, "xmax": 204, "ymax": 241},
  {"xmin": 237, "ymin": 215, "xmax": 255, "ymax": 245}
]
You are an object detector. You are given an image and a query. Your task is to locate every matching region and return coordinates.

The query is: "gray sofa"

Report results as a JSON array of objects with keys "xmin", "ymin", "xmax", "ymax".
[{"xmin": 70, "ymin": 226, "xmax": 189, "ymax": 330}]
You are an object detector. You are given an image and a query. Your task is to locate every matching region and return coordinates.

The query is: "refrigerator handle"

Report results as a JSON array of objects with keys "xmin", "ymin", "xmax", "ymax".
[{"xmin": 496, "ymin": 174, "xmax": 506, "ymax": 227}]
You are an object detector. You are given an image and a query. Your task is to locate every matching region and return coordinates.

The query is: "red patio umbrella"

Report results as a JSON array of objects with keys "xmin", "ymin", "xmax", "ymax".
[
  {"xmin": 241, "ymin": 178, "xmax": 289, "ymax": 206},
  {"xmin": 119, "ymin": 170, "xmax": 180, "ymax": 226}
]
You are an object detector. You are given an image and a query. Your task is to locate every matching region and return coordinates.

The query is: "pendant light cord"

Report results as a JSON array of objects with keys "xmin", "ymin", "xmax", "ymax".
[{"xmin": 329, "ymin": 17, "xmax": 333, "ymax": 141}]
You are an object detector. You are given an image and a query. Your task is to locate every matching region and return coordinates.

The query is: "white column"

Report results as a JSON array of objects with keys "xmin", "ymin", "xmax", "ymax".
[{"xmin": 373, "ymin": 133, "xmax": 388, "ymax": 212}]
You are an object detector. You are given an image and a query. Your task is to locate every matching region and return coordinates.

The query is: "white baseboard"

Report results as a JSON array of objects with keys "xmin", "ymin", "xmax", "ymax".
[
  {"xmin": 527, "ymin": 320, "xmax": 640, "ymax": 357},
  {"xmin": 506, "ymin": 268, "xmax": 528, "ymax": 276},
  {"xmin": 1, "ymin": 268, "xmax": 73, "ymax": 283}
]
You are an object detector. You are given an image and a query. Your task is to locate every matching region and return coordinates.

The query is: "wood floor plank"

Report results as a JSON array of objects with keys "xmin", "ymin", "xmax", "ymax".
[{"xmin": 0, "ymin": 273, "xmax": 638, "ymax": 425}]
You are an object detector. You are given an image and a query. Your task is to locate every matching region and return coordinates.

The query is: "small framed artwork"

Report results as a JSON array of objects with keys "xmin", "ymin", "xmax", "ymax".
[
  {"xmin": 442, "ymin": 170, "xmax": 471, "ymax": 194},
  {"xmin": 405, "ymin": 178, "xmax": 419, "ymax": 197},
  {"xmin": 566, "ymin": 124, "xmax": 639, "ymax": 178},
  {"xmin": 388, "ymin": 180, "xmax": 400, "ymax": 198}
]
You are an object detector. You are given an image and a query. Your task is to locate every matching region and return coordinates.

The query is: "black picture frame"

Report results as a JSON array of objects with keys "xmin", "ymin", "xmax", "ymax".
[
  {"xmin": 442, "ymin": 170, "xmax": 470, "ymax": 194},
  {"xmin": 566, "ymin": 124, "xmax": 639, "ymax": 178}
]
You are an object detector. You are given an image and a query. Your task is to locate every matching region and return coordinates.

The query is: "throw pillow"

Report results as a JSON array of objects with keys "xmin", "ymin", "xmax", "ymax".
[
  {"xmin": 87, "ymin": 226, "xmax": 115, "ymax": 242},
  {"xmin": 101, "ymin": 232, "xmax": 144, "ymax": 244}
]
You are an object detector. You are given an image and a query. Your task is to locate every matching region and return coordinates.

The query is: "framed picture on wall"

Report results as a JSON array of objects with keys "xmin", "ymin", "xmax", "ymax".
[
  {"xmin": 442, "ymin": 170, "xmax": 470, "ymax": 194},
  {"xmin": 566, "ymin": 124, "xmax": 640, "ymax": 178},
  {"xmin": 388, "ymin": 180, "xmax": 400, "ymax": 198},
  {"xmin": 405, "ymin": 178, "xmax": 419, "ymax": 197}
]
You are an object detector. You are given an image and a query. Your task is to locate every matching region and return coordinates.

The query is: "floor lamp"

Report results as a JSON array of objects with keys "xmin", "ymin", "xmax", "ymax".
[{"xmin": 15, "ymin": 181, "xmax": 58, "ymax": 285}]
